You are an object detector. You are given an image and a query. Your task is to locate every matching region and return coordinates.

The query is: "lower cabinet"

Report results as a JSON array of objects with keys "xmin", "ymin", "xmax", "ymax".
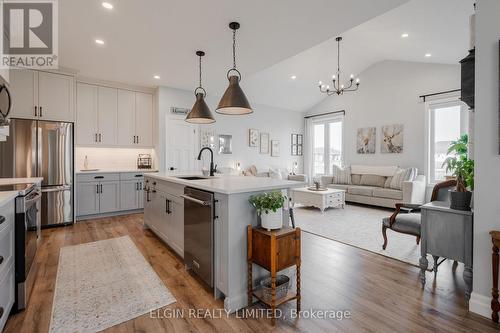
[
  {"xmin": 0, "ymin": 199, "xmax": 15, "ymax": 333},
  {"xmin": 143, "ymin": 177, "xmax": 184, "ymax": 257},
  {"xmin": 76, "ymin": 180, "xmax": 120, "ymax": 216},
  {"xmin": 120, "ymin": 180, "xmax": 144, "ymax": 210}
]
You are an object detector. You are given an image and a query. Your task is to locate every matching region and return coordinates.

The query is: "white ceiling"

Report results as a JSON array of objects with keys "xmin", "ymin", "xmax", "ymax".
[
  {"xmin": 59, "ymin": 0, "xmax": 473, "ymax": 112},
  {"xmin": 244, "ymin": 0, "xmax": 475, "ymax": 111},
  {"xmin": 59, "ymin": 0, "xmax": 407, "ymax": 99}
]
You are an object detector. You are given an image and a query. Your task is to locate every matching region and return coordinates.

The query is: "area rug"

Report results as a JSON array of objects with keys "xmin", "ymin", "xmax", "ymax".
[
  {"xmin": 294, "ymin": 204, "xmax": 431, "ymax": 269},
  {"xmin": 49, "ymin": 236, "xmax": 176, "ymax": 333}
]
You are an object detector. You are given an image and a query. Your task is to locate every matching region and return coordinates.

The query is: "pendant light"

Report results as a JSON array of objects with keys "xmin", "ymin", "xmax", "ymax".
[
  {"xmin": 216, "ymin": 22, "xmax": 253, "ymax": 115},
  {"xmin": 186, "ymin": 50, "xmax": 216, "ymax": 124}
]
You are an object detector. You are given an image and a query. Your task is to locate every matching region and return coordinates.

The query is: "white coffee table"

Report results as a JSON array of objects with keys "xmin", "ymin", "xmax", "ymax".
[{"xmin": 291, "ymin": 187, "xmax": 346, "ymax": 213}]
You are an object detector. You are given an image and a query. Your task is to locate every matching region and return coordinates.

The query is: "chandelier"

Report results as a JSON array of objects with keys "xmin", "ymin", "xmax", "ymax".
[{"xmin": 318, "ymin": 37, "xmax": 360, "ymax": 96}]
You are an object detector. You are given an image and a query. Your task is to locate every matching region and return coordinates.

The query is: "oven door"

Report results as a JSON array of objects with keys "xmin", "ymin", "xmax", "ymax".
[{"xmin": 21, "ymin": 189, "xmax": 41, "ymax": 280}]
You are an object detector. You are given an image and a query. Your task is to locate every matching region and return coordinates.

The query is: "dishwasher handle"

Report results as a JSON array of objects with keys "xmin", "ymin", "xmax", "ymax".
[{"xmin": 181, "ymin": 194, "xmax": 212, "ymax": 206}]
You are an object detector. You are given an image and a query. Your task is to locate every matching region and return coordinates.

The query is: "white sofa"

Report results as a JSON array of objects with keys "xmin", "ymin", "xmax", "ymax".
[{"xmin": 320, "ymin": 165, "xmax": 426, "ymax": 209}]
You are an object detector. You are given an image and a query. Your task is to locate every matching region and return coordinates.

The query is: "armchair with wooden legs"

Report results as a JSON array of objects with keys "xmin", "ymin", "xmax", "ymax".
[{"xmin": 382, "ymin": 179, "xmax": 457, "ymax": 250}]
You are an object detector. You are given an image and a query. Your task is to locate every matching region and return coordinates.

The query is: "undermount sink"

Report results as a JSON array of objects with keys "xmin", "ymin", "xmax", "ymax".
[{"xmin": 175, "ymin": 176, "xmax": 209, "ymax": 180}]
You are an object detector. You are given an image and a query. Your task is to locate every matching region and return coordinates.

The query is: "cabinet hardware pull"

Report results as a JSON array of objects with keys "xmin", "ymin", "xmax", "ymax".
[
  {"xmin": 136, "ymin": 182, "xmax": 139, "ymax": 191},
  {"xmin": 0, "ymin": 255, "xmax": 3, "ymax": 265},
  {"xmin": 39, "ymin": 106, "xmax": 43, "ymax": 117},
  {"xmin": 146, "ymin": 189, "xmax": 150, "ymax": 202},
  {"xmin": 94, "ymin": 176, "xmax": 104, "ymax": 179},
  {"xmin": 95, "ymin": 133, "xmax": 98, "ymax": 142},
  {"xmin": 165, "ymin": 199, "xmax": 168, "ymax": 213},
  {"xmin": 99, "ymin": 133, "xmax": 102, "ymax": 142},
  {"xmin": 96, "ymin": 184, "xmax": 99, "ymax": 194},
  {"xmin": 133, "ymin": 136, "xmax": 136, "ymax": 144},
  {"xmin": 134, "ymin": 174, "xmax": 143, "ymax": 178},
  {"xmin": 137, "ymin": 135, "xmax": 139, "ymax": 144},
  {"xmin": 34, "ymin": 106, "xmax": 37, "ymax": 117},
  {"xmin": 100, "ymin": 184, "xmax": 103, "ymax": 193},
  {"xmin": 0, "ymin": 306, "xmax": 4, "ymax": 319},
  {"xmin": 0, "ymin": 215, "xmax": 4, "ymax": 225}
]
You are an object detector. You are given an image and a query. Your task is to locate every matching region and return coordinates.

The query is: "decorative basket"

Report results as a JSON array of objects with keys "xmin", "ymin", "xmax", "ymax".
[{"xmin": 260, "ymin": 275, "xmax": 290, "ymax": 302}]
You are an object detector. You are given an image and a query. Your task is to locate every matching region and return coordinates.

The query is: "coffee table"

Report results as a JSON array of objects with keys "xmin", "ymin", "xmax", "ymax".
[{"xmin": 290, "ymin": 187, "xmax": 345, "ymax": 213}]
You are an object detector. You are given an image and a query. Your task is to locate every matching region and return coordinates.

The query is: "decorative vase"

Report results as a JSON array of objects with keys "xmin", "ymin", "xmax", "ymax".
[
  {"xmin": 260, "ymin": 209, "xmax": 283, "ymax": 231},
  {"xmin": 450, "ymin": 190, "xmax": 472, "ymax": 211}
]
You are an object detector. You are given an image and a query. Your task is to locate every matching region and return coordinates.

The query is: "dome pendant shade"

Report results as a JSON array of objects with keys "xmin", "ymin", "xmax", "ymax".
[
  {"xmin": 216, "ymin": 75, "xmax": 253, "ymax": 115},
  {"xmin": 186, "ymin": 93, "xmax": 215, "ymax": 124}
]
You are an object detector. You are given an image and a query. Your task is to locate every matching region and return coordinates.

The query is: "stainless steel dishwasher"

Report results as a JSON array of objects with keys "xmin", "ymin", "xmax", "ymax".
[{"xmin": 181, "ymin": 187, "xmax": 214, "ymax": 287}]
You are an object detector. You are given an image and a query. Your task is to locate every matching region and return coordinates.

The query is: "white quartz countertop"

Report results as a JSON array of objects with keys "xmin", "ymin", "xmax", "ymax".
[
  {"xmin": 76, "ymin": 169, "xmax": 158, "ymax": 174},
  {"xmin": 0, "ymin": 190, "xmax": 19, "ymax": 206},
  {"xmin": 0, "ymin": 177, "xmax": 43, "ymax": 185},
  {"xmin": 145, "ymin": 172, "xmax": 306, "ymax": 195}
]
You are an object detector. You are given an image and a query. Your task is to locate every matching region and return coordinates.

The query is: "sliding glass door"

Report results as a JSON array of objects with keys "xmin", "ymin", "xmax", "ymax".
[{"xmin": 312, "ymin": 118, "xmax": 343, "ymax": 176}]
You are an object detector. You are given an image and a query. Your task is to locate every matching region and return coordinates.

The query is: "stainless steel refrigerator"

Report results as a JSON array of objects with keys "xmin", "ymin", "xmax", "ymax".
[{"xmin": 0, "ymin": 118, "xmax": 74, "ymax": 227}]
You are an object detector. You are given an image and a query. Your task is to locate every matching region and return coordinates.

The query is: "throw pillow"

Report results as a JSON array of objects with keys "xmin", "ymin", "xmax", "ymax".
[
  {"xmin": 351, "ymin": 174, "xmax": 362, "ymax": 185},
  {"xmin": 269, "ymin": 168, "xmax": 283, "ymax": 180},
  {"xmin": 384, "ymin": 176, "xmax": 392, "ymax": 188},
  {"xmin": 389, "ymin": 168, "xmax": 413, "ymax": 190},
  {"xmin": 360, "ymin": 174, "xmax": 386, "ymax": 187},
  {"xmin": 332, "ymin": 165, "xmax": 351, "ymax": 185}
]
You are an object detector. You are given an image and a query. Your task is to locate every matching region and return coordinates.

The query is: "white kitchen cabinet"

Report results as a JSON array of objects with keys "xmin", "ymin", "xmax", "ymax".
[
  {"xmin": 119, "ymin": 180, "xmax": 144, "ymax": 210},
  {"xmin": 76, "ymin": 83, "xmax": 118, "ymax": 146},
  {"xmin": 167, "ymin": 194, "xmax": 184, "ymax": 256},
  {"xmin": 117, "ymin": 89, "xmax": 135, "ymax": 145},
  {"xmin": 99, "ymin": 181, "xmax": 120, "ymax": 213},
  {"xmin": 135, "ymin": 92, "xmax": 153, "ymax": 147},
  {"xmin": 76, "ymin": 83, "xmax": 98, "ymax": 145},
  {"xmin": 0, "ymin": 198, "xmax": 15, "ymax": 333},
  {"xmin": 9, "ymin": 69, "xmax": 75, "ymax": 121},
  {"xmin": 76, "ymin": 181, "xmax": 99, "ymax": 216}
]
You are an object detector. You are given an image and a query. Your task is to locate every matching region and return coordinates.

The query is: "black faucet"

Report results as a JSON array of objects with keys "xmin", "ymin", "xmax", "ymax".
[{"xmin": 197, "ymin": 147, "xmax": 216, "ymax": 176}]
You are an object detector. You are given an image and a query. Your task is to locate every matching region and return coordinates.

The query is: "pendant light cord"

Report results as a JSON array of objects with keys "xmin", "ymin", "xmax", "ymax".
[
  {"xmin": 232, "ymin": 28, "xmax": 237, "ymax": 70},
  {"xmin": 199, "ymin": 54, "xmax": 202, "ymax": 87},
  {"xmin": 337, "ymin": 38, "xmax": 340, "ymax": 86}
]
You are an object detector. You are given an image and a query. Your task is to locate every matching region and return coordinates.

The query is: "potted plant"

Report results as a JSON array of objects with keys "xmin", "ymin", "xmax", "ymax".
[
  {"xmin": 442, "ymin": 134, "xmax": 474, "ymax": 211},
  {"xmin": 249, "ymin": 191, "xmax": 286, "ymax": 230}
]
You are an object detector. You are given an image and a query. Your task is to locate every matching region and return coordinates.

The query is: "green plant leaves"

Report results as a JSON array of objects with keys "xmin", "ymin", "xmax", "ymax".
[
  {"xmin": 249, "ymin": 191, "xmax": 286, "ymax": 216},
  {"xmin": 441, "ymin": 134, "xmax": 474, "ymax": 192}
]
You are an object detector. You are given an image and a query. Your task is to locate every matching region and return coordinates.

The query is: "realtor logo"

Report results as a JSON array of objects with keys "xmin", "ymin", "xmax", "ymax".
[{"xmin": 1, "ymin": 0, "xmax": 58, "ymax": 68}]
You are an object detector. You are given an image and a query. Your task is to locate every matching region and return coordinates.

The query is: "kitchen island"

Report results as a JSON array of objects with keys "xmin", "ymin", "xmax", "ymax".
[{"xmin": 143, "ymin": 172, "xmax": 306, "ymax": 312}]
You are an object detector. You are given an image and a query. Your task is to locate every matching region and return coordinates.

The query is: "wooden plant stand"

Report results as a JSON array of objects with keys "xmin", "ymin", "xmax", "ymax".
[
  {"xmin": 491, "ymin": 230, "xmax": 500, "ymax": 323},
  {"xmin": 247, "ymin": 225, "xmax": 301, "ymax": 326}
]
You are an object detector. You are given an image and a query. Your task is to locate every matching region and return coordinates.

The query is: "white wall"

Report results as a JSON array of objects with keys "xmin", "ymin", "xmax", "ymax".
[
  {"xmin": 75, "ymin": 147, "xmax": 156, "ymax": 170},
  {"xmin": 305, "ymin": 60, "xmax": 460, "ymax": 173},
  {"xmin": 156, "ymin": 86, "xmax": 304, "ymax": 174},
  {"xmin": 469, "ymin": 0, "xmax": 500, "ymax": 318}
]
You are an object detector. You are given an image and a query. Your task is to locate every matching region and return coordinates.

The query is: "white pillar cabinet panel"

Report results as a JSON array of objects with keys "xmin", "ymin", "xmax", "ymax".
[
  {"xmin": 117, "ymin": 89, "xmax": 135, "ymax": 145},
  {"xmin": 135, "ymin": 92, "xmax": 153, "ymax": 147},
  {"xmin": 9, "ymin": 69, "xmax": 38, "ymax": 119},
  {"xmin": 169, "ymin": 195, "xmax": 184, "ymax": 256},
  {"xmin": 76, "ymin": 83, "xmax": 98, "ymax": 145},
  {"xmin": 76, "ymin": 182, "xmax": 99, "ymax": 216},
  {"xmin": 97, "ymin": 86, "xmax": 118, "ymax": 145},
  {"xmin": 138, "ymin": 181, "xmax": 144, "ymax": 209},
  {"xmin": 38, "ymin": 71, "xmax": 75, "ymax": 121},
  {"xmin": 120, "ymin": 180, "xmax": 139, "ymax": 210},
  {"xmin": 99, "ymin": 181, "xmax": 121, "ymax": 213}
]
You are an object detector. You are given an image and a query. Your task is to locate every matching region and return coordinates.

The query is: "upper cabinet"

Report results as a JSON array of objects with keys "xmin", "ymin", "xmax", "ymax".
[
  {"xmin": 77, "ymin": 83, "xmax": 154, "ymax": 148},
  {"xmin": 9, "ymin": 69, "xmax": 75, "ymax": 122}
]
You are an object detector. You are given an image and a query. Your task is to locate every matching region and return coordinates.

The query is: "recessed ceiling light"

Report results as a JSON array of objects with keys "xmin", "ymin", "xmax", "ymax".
[
  {"xmin": 401, "ymin": 33, "xmax": 409, "ymax": 38},
  {"xmin": 102, "ymin": 2, "xmax": 113, "ymax": 9},
  {"xmin": 425, "ymin": 53, "xmax": 432, "ymax": 57},
  {"xmin": 291, "ymin": 75, "xmax": 297, "ymax": 80},
  {"xmin": 95, "ymin": 39, "xmax": 105, "ymax": 45},
  {"xmin": 153, "ymin": 75, "xmax": 160, "ymax": 79}
]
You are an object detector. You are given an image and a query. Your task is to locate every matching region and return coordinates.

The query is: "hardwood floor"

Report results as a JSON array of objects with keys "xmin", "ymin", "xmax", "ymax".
[{"xmin": 4, "ymin": 213, "xmax": 497, "ymax": 332}]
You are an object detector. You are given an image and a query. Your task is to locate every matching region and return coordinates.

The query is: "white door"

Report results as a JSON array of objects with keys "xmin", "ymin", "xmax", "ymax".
[
  {"xmin": 117, "ymin": 89, "xmax": 135, "ymax": 145},
  {"xmin": 38, "ymin": 72, "xmax": 74, "ymax": 121},
  {"xmin": 99, "ymin": 181, "xmax": 120, "ymax": 213},
  {"xmin": 9, "ymin": 69, "xmax": 38, "ymax": 119},
  {"xmin": 97, "ymin": 86, "xmax": 117, "ymax": 145},
  {"xmin": 168, "ymin": 194, "xmax": 184, "ymax": 257},
  {"xmin": 76, "ymin": 83, "xmax": 98, "ymax": 145},
  {"xmin": 120, "ymin": 180, "xmax": 138, "ymax": 210},
  {"xmin": 166, "ymin": 118, "xmax": 198, "ymax": 171},
  {"xmin": 76, "ymin": 182, "xmax": 99, "ymax": 216},
  {"xmin": 135, "ymin": 92, "xmax": 153, "ymax": 147}
]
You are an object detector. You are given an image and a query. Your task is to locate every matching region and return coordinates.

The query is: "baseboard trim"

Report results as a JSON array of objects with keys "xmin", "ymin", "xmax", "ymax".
[
  {"xmin": 469, "ymin": 292, "xmax": 491, "ymax": 319},
  {"xmin": 76, "ymin": 209, "xmax": 143, "ymax": 221}
]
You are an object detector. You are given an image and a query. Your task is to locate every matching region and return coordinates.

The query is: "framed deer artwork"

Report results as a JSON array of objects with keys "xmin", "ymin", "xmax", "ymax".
[
  {"xmin": 356, "ymin": 127, "xmax": 376, "ymax": 154},
  {"xmin": 381, "ymin": 124, "xmax": 404, "ymax": 153}
]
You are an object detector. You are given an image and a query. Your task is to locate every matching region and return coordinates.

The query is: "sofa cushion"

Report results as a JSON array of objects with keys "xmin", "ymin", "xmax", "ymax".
[
  {"xmin": 348, "ymin": 185, "xmax": 377, "ymax": 196},
  {"xmin": 351, "ymin": 165, "xmax": 398, "ymax": 176},
  {"xmin": 360, "ymin": 174, "xmax": 386, "ymax": 187},
  {"xmin": 382, "ymin": 213, "xmax": 421, "ymax": 235},
  {"xmin": 389, "ymin": 168, "xmax": 416, "ymax": 190},
  {"xmin": 373, "ymin": 188, "xmax": 403, "ymax": 200},
  {"xmin": 327, "ymin": 184, "xmax": 349, "ymax": 191},
  {"xmin": 351, "ymin": 174, "xmax": 361, "ymax": 185},
  {"xmin": 332, "ymin": 165, "xmax": 351, "ymax": 185}
]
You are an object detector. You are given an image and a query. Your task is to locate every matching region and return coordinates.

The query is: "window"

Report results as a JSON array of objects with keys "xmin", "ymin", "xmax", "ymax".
[
  {"xmin": 427, "ymin": 100, "xmax": 468, "ymax": 183},
  {"xmin": 312, "ymin": 117, "xmax": 343, "ymax": 176}
]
